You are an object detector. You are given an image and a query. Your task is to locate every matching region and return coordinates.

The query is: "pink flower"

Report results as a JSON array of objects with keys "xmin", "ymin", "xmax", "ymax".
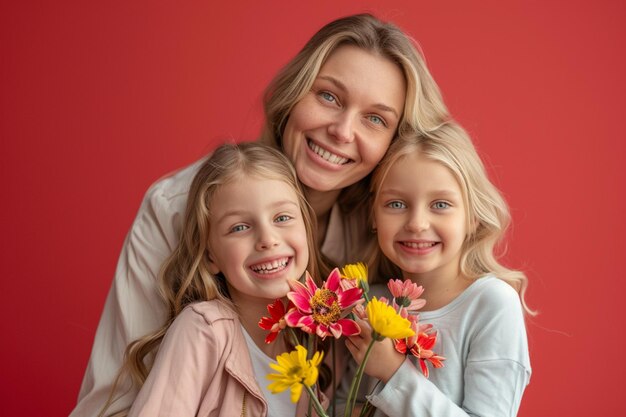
[
  {"xmin": 285, "ymin": 269, "xmax": 363, "ymax": 339},
  {"xmin": 394, "ymin": 324, "xmax": 445, "ymax": 378},
  {"xmin": 387, "ymin": 279, "xmax": 426, "ymax": 311},
  {"xmin": 259, "ymin": 299, "xmax": 294, "ymax": 344}
]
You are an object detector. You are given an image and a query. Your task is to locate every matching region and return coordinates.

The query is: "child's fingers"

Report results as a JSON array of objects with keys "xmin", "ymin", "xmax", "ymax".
[
  {"xmin": 353, "ymin": 317, "xmax": 371, "ymax": 335},
  {"xmin": 345, "ymin": 337, "xmax": 366, "ymax": 363}
]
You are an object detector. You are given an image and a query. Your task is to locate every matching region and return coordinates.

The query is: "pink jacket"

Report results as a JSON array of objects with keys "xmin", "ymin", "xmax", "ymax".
[{"xmin": 128, "ymin": 300, "xmax": 324, "ymax": 417}]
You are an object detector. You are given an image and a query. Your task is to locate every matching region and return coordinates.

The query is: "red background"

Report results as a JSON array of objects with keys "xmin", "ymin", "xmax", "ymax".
[{"xmin": 2, "ymin": 1, "xmax": 625, "ymax": 416}]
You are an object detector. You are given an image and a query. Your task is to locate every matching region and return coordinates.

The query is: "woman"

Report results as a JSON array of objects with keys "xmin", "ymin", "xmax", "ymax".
[{"xmin": 70, "ymin": 13, "xmax": 449, "ymax": 416}]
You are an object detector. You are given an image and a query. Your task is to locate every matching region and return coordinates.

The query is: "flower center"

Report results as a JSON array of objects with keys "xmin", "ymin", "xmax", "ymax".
[
  {"xmin": 310, "ymin": 289, "xmax": 341, "ymax": 325},
  {"xmin": 287, "ymin": 365, "xmax": 302, "ymax": 378}
]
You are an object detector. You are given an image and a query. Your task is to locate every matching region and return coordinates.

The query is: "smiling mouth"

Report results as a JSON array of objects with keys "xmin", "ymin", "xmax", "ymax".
[
  {"xmin": 307, "ymin": 140, "xmax": 352, "ymax": 165},
  {"xmin": 401, "ymin": 242, "xmax": 439, "ymax": 249},
  {"xmin": 250, "ymin": 257, "xmax": 291, "ymax": 274}
]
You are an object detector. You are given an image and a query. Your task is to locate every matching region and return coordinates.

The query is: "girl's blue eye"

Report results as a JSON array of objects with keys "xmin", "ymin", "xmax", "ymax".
[
  {"xmin": 432, "ymin": 201, "xmax": 451, "ymax": 210},
  {"xmin": 230, "ymin": 224, "xmax": 249, "ymax": 233},
  {"xmin": 386, "ymin": 201, "xmax": 406, "ymax": 209},
  {"xmin": 275, "ymin": 215, "xmax": 292, "ymax": 223}
]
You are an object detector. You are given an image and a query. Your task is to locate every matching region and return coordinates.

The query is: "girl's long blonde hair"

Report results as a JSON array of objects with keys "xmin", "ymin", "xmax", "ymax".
[
  {"xmin": 369, "ymin": 122, "xmax": 535, "ymax": 315},
  {"xmin": 100, "ymin": 142, "xmax": 327, "ymax": 416}
]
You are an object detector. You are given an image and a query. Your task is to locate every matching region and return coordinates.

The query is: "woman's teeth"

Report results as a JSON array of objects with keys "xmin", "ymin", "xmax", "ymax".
[{"xmin": 308, "ymin": 141, "xmax": 349, "ymax": 165}]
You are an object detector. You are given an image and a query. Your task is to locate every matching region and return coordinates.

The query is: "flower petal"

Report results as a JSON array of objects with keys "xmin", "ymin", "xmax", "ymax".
[
  {"xmin": 335, "ymin": 318, "xmax": 361, "ymax": 336},
  {"xmin": 287, "ymin": 292, "xmax": 313, "ymax": 313},
  {"xmin": 324, "ymin": 268, "xmax": 341, "ymax": 291}
]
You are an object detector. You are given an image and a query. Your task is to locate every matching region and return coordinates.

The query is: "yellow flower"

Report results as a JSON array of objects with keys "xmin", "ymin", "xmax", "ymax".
[
  {"xmin": 267, "ymin": 345, "xmax": 324, "ymax": 403},
  {"xmin": 366, "ymin": 297, "xmax": 415, "ymax": 340},
  {"xmin": 341, "ymin": 262, "xmax": 369, "ymax": 291}
]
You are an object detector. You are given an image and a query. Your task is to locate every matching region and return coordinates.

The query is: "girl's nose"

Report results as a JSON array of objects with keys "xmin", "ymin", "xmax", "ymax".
[
  {"xmin": 327, "ymin": 112, "xmax": 355, "ymax": 143},
  {"xmin": 255, "ymin": 228, "xmax": 280, "ymax": 251},
  {"xmin": 405, "ymin": 210, "xmax": 430, "ymax": 233}
]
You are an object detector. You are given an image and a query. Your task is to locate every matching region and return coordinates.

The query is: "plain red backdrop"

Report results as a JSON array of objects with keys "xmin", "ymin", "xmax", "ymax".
[{"xmin": 1, "ymin": 0, "xmax": 625, "ymax": 416}]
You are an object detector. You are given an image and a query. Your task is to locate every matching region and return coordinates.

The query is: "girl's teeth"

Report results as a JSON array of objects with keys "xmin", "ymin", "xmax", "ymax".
[
  {"xmin": 308, "ymin": 141, "xmax": 349, "ymax": 165},
  {"xmin": 404, "ymin": 242, "xmax": 436, "ymax": 249},
  {"xmin": 251, "ymin": 258, "xmax": 289, "ymax": 273}
]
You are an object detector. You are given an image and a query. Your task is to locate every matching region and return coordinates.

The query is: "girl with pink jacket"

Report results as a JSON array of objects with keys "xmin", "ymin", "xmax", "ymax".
[{"xmin": 100, "ymin": 143, "xmax": 330, "ymax": 416}]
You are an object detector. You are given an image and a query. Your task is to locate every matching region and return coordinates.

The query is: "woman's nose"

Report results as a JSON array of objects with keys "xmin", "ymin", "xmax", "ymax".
[{"xmin": 327, "ymin": 112, "xmax": 355, "ymax": 143}]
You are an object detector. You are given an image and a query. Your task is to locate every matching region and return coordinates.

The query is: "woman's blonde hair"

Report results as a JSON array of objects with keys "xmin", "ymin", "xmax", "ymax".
[
  {"xmin": 100, "ymin": 142, "xmax": 326, "ymax": 416},
  {"xmin": 260, "ymin": 13, "xmax": 450, "ymax": 211},
  {"xmin": 369, "ymin": 122, "xmax": 535, "ymax": 315}
]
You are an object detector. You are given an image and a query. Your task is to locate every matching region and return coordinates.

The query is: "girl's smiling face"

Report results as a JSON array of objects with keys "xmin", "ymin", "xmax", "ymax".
[
  {"xmin": 374, "ymin": 152, "xmax": 468, "ymax": 282},
  {"xmin": 282, "ymin": 45, "xmax": 406, "ymax": 193},
  {"xmin": 207, "ymin": 175, "xmax": 309, "ymax": 303}
]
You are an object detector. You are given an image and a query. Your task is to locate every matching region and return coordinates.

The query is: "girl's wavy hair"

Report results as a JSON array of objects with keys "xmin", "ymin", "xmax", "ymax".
[
  {"xmin": 260, "ymin": 13, "xmax": 450, "ymax": 213},
  {"xmin": 368, "ymin": 122, "xmax": 535, "ymax": 315},
  {"xmin": 100, "ymin": 142, "xmax": 327, "ymax": 416}
]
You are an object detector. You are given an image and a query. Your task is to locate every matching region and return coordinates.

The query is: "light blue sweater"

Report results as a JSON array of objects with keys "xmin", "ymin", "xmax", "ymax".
[{"xmin": 353, "ymin": 276, "xmax": 531, "ymax": 417}]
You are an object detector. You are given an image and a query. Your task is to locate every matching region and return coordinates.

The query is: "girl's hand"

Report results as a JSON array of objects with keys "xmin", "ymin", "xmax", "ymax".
[{"xmin": 345, "ymin": 317, "xmax": 405, "ymax": 383}]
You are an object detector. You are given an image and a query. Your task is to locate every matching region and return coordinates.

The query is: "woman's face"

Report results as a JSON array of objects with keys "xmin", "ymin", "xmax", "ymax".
[{"xmin": 282, "ymin": 45, "xmax": 406, "ymax": 193}]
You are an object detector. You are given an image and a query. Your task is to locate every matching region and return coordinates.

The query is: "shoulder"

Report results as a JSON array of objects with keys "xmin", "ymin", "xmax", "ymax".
[
  {"xmin": 143, "ymin": 157, "xmax": 208, "ymax": 209},
  {"xmin": 127, "ymin": 157, "xmax": 209, "ymax": 247},
  {"xmin": 466, "ymin": 276, "xmax": 522, "ymax": 314},
  {"xmin": 168, "ymin": 300, "xmax": 239, "ymax": 338},
  {"xmin": 460, "ymin": 277, "xmax": 527, "ymax": 342},
  {"xmin": 188, "ymin": 299, "xmax": 239, "ymax": 322}
]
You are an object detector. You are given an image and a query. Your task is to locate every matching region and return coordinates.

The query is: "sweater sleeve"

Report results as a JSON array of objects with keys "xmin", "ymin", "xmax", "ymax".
[
  {"xmin": 69, "ymin": 160, "xmax": 203, "ymax": 417},
  {"xmin": 368, "ymin": 279, "xmax": 531, "ymax": 417},
  {"xmin": 128, "ymin": 306, "xmax": 226, "ymax": 417}
]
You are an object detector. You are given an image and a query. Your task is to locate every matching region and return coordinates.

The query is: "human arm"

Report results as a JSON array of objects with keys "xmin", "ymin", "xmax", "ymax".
[
  {"xmin": 69, "ymin": 160, "xmax": 202, "ymax": 417},
  {"xmin": 127, "ymin": 305, "xmax": 225, "ymax": 417},
  {"xmin": 367, "ymin": 279, "xmax": 531, "ymax": 417}
]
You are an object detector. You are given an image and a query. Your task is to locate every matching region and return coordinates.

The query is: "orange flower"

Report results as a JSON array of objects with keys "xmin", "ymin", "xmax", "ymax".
[{"xmin": 394, "ymin": 324, "xmax": 445, "ymax": 378}]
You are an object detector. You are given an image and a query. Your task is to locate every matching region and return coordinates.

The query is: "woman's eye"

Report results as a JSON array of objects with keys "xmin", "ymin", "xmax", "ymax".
[
  {"xmin": 230, "ymin": 224, "xmax": 249, "ymax": 233},
  {"xmin": 368, "ymin": 115, "xmax": 386, "ymax": 126},
  {"xmin": 386, "ymin": 201, "xmax": 406, "ymax": 209},
  {"xmin": 432, "ymin": 201, "xmax": 451, "ymax": 210},
  {"xmin": 275, "ymin": 214, "xmax": 293, "ymax": 223},
  {"xmin": 320, "ymin": 91, "xmax": 337, "ymax": 103}
]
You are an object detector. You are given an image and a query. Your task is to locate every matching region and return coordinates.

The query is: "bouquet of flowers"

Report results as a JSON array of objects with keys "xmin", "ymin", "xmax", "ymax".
[{"xmin": 258, "ymin": 263, "xmax": 445, "ymax": 417}]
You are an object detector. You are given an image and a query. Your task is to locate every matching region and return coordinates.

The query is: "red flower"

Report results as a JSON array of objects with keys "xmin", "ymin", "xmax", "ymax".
[
  {"xmin": 259, "ymin": 299, "xmax": 294, "ymax": 344},
  {"xmin": 285, "ymin": 269, "xmax": 363, "ymax": 339},
  {"xmin": 394, "ymin": 324, "xmax": 445, "ymax": 378}
]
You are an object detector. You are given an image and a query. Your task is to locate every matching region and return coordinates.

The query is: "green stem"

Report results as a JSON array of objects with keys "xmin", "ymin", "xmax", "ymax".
[
  {"xmin": 304, "ymin": 384, "xmax": 329, "ymax": 417},
  {"xmin": 344, "ymin": 338, "xmax": 376, "ymax": 417},
  {"xmin": 357, "ymin": 379, "xmax": 380, "ymax": 417},
  {"xmin": 287, "ymin": 328, "xmax": 301, "ymax": 348},
  {"xmin": 307, "ymin": 331, "xmax": 315, "ymax": 358},
  {"xmin": 331, "ymin": 339, "xmax": 336, "ymax": 417}
]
